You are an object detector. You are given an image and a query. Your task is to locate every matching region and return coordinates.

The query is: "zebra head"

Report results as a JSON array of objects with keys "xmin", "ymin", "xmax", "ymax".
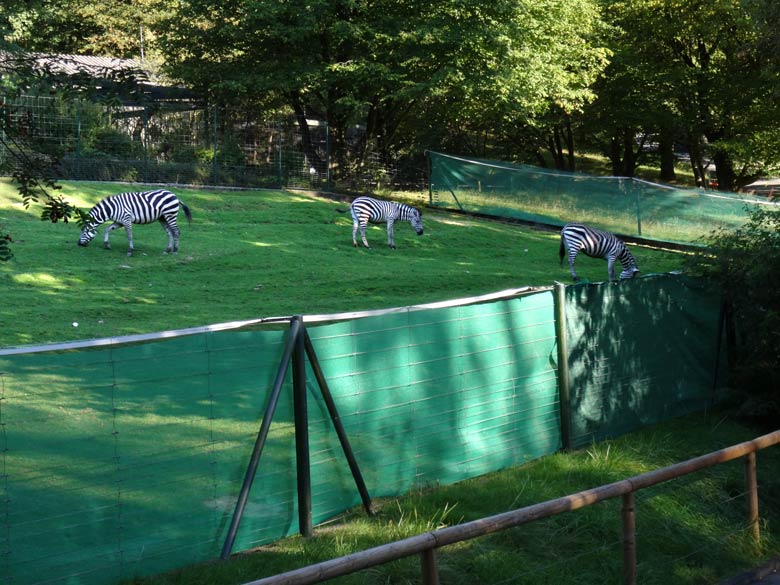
[
  {"xmin": 411, "ymin": 208, "xmax": 424, "ymax": 236},
  {"xmin": 77, "ymin": 205, "xmax": 108, "ymax": 247},
  {"xmin": 77, "ymin": 222, "xmax": 99, "ymax": 247},
  {"xmin": 619, "ymin": 259, "xmax": 641, "ymax": 280}
]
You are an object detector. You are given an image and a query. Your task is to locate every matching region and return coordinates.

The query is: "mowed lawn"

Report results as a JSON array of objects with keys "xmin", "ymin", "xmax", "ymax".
[{"xmin": 0, "ymin": 179, "xmax": 685, "ymax": 347}]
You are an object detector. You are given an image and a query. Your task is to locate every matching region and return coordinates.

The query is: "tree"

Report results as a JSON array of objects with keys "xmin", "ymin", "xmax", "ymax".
[
  {"xmin": 585, "ymin": 0, "xmax": 780, "ymax": 189},
  {"xmin": 154, "ymin": 0, "xmax": 608, "ymax": 173}
]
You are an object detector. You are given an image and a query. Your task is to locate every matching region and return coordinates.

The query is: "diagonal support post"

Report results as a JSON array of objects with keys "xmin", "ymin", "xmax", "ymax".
[
  {"xmin": 304, "ymin": 328, "xmax": 374, "ymax": 516},
  {"xmin": 221, "ymin": 318, "xmax": 302, "ymax": 559},
  {"xmin": 221, "ymin": 317, "xmax": 373, "ymax": 560}
]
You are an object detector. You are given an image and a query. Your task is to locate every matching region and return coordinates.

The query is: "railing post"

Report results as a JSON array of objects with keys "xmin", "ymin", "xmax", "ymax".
[
  {"xmin": 745, "ymin": 451, "xmax": 760, "ymax": 542},
  {"xmin": 622, "ymin": 492, "xmax": 636, "ymax": 585},
  {"xmin": 420, "ymin": 549, "xmax": 439, "ymax": 585}
]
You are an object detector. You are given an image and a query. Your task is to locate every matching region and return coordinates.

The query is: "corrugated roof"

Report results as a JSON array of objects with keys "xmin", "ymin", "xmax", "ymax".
[{"xmin": 34, "ymin": 53, "xmax": 147, "ymax": 77}]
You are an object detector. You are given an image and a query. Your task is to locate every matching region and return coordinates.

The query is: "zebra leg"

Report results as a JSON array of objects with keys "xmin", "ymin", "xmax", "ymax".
[
  {"xmin": 352, "ymin": 219, "xmax": 359, "ymax": 247},
  {"xmin": 103, "ymin": 222, "xmax": 123, "ymax": 250},
  {"xmin": 160, "ymin": 218, "xmax": 177, "ymax": 254},
  {"xmin": 607, "ymin": 257, "xmax": 616, "ymax": 281},
  {"xmin": 355, "ymin": 218, "xmax": 370, "ymax": 248},
  {"xmin": 568, "ymin": 251, "xmax": 580, "ymax": 282},
  {"xmin": 170, "ymin": 225, "xmax": 181, "ymax": 254},
  {"xmin": 386, "ymin": 219, "xmax": 395, "ymax": 249},
  {"xmin": 124, "ymin": 224, "xmax": 135, "ymax": 256}
]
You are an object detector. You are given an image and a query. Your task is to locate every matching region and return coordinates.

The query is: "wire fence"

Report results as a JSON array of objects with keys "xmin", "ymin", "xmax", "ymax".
[{"xmin": 0, "ymin": 94, "xmax": 426, "ymax": 193}]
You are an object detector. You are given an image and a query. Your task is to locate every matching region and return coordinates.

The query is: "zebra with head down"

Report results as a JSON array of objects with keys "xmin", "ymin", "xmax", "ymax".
[
  {"xmin": 78, "ymin": 189, "xmax": 192, "ymax": 257},
  {"xmin": 559, "ymin": 222, "xmax": 640, "ymax": 282},
  {"xmin": 350, "ymin": 196, "xmax": 423, "ymax": 249}
]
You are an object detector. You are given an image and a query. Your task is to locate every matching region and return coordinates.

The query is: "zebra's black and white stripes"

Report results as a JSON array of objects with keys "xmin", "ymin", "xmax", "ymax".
[
  {"xmin": 78, "ymin": 189, "xmax": 192, "ymax": 256},
  {"xmin": 350, "ymin": 196, "xmax": 423, "ymax": 249},
  {"xmin": 559, "ymin": 222, "xmax": 640, "ymax": 281}
]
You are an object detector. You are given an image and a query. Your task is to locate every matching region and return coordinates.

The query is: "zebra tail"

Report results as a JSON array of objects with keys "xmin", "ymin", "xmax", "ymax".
[
  {"xmin": 559, "ymin": 238, "xmax": 565, "ymax": 266},
  {"xmin": 181, "ymin": 202, "xmax": 193, "ymax": 224}
]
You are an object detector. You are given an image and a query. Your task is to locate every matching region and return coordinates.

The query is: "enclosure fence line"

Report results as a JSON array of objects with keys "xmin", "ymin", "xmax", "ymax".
[
  {"xmin": 0, "ymin": 273, "xmax": 726, "ymax": 585},
  {"xmin": 241, "ymin": 430, "xmax": 780, "ymax": 585},
  {"xmin": 427, "ymin": 150, "xmax": 780, "ymax": 246},
  {"xmin": 0, "ymin": 286, "xmax": 545, "ymax": 357}
]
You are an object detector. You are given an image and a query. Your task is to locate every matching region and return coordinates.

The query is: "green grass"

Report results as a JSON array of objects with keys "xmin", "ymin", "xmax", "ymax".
[
  {"xmin": 0, "ymin": 179, "xmax": 684, "ymax": 348},
  {"xmin": 130, "ymin": 413, "xmax": 780, "ymax": 585}
]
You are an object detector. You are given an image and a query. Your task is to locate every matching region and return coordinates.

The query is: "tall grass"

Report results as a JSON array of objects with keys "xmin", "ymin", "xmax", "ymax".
[{"xmin": 0, "ymin": 179, "xmax": 684, "ymax": 347}]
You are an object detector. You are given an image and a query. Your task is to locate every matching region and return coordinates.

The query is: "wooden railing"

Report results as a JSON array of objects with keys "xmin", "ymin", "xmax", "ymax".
[{"xmin": 242, "ymin": 430, "xmax": 780, "ymax": 585}]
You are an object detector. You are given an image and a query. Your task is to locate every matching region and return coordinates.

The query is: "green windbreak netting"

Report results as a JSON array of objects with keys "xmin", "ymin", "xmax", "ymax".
[
  {"xmin": 0, "ymin": 329, "xmax": 300, "ymax": 585},
  {"xmin": 0, "ymin": 275, "xmax": 726, "ymax": 585},
  {"xmin": 0, "ymin": 291, "xmax": 562, "ymax": 585},
  {"xmin": 428, "ymin": 150, "xmax": 776, "ymax": 244},
  {"xmin": 564, "ymin": 275, "xmax": 723, "ymax": 448},
  {"xmin": 305, "ymin": 292, "xmax": 562, "ymax": 507}
]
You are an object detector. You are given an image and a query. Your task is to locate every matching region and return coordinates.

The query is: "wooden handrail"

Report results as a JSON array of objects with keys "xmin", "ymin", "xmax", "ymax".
[{"xmin": 242, "ymin": 430, "xmax": 780, "ymax": 585}]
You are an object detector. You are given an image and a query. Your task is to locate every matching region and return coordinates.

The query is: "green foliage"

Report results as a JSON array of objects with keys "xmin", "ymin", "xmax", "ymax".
[{"xmin": 687, "ymin": 203, "xmax": 780, "ymax": 418}]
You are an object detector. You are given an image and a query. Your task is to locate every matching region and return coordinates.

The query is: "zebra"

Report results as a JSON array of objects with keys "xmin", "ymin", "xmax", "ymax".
[
  {"xmin": 77, "ymin": 189, "xmax": 192, "ymax": 257},
  {"xmin": 559, "ymin": 222, "xmax": 640, "ymax": 282},
  {"xmin": 350, "ymin": 196, "xmax": 423, "ymax": 249}
]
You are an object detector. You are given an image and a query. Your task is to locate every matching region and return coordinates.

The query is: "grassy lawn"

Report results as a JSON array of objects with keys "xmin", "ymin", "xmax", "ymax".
[{"xmin": 0, "ymin": 179, "xmax": 685, "ymax": 348}]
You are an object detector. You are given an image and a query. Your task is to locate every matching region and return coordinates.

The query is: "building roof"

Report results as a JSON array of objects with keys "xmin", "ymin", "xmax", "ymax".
[{"xmin": 33, "ymin": 53, "xmax": 148, "ymax": 78}]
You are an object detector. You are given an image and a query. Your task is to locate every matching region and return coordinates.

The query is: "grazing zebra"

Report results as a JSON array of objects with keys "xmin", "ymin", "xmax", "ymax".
[
  {"xmin": 350, "ymin": 196, "xmax": 423, "ymax": 249},
  {"xmin": 77, "ymin": 189, "xmax": 192, "ymax": 256},
  {"xmin": 559, "ymin": 222, "xmax": 640, "ymax": 282}
]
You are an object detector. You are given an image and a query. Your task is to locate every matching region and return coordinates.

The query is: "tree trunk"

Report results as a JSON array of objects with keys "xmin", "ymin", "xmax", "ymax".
[
  {"xmin": 659, "ymin": 129, "xmax": 676, "ymax": 182},
  {"xmin": 564, "ymin": 116, "xmax": 575, "ymax": 172},
  {"xmin": 290, "ymin": 94, "xmax": 323, "ymax": 170},
  {"xmin": 713, "ymin": 149, "xmax": 736, "ymax": 191}
]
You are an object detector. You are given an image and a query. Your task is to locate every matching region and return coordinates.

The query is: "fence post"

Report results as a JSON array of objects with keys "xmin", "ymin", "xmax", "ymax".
[
  {"xmin": 622, "ymin": 492, "xmax": 637, "ymax": 585},
  {"xmin": 303, "ymin": 329, "xmax": 373, "ymax": 516},
  {"xmin": 420, "ymin": 549, "xmax": 440, "ymax": 585},
  {"xmin": 293, "ymin": 316, "xmax": 313, "ymax": 537},
  {"xmin": 745, "ymin": 451, "xmax": 760, "ymax": 542},
  {"xmin": 632, "ymin": 179, "xmax": 643, "ymax": 236},
  {"xmin": 554, "ymin": 282, "xmax": 573, "ymax": 451},
  {"xmin": 277, "ymin": 119, "xmax": 284, "ymax": 188},
  {"xmin": 325, "ymin": 121, "xmax": 331, "ymax": 191},
  {"xmin": 142, "ymin": 106, "xmax": 149, "ymax": 183},
  {"xmin": 212, "ymin": 107, "xmax": 219, "ymax": 184}
]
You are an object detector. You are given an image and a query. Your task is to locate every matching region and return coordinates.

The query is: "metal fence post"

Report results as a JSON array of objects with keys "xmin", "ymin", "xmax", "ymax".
[
  {"xmin": 554, "ymin": 282, "xmax": 573, "ymax": 451},
  {"xmin": 221, "ymin": 318, "xmax": 302, "ymax": 559},
  {"xmin": 293, "ymin": 316, "xmax": 312, "ymax": 537}
]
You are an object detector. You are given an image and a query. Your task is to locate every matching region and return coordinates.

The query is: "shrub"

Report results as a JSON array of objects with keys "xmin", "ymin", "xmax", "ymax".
[{"xmin": 688, "ymin": 203, "xmax": 780, "ymax": 419}]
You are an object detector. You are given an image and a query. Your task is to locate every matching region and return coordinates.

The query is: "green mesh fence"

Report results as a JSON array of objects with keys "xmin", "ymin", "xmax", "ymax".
[
  {"xmin": 0, "ymin": 274, "xmax": 723, "ymax": 585},
  {"xmin": 428, "ymin": 151, "xmax": 777, "ymax": 244},
  {"xmin": 564, "ymin": 275, "xmax": 723, "ymax": 448}
]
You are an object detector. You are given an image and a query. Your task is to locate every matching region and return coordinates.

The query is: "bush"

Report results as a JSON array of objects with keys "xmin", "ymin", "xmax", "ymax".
[{"xmin": 688, "ymin": 203, "xmax": 780, "ymax": 419}]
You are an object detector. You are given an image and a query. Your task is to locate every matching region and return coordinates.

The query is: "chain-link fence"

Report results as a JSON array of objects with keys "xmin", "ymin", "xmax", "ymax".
[{"xmin": 0, "ymin": 94, "xmax": 424, "ymax": 193}]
